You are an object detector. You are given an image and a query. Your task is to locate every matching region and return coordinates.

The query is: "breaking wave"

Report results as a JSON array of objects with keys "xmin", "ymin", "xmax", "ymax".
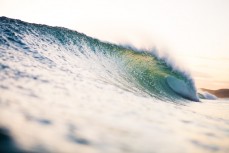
[{"xmin": 0, "ymin": 17, "xmax": 199, "ymax": 102}]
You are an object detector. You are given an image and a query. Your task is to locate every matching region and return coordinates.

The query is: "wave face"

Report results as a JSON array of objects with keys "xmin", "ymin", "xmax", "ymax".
[{"xmin": 0, "ymin": 17, "xmax": 198, "ymax": 102}]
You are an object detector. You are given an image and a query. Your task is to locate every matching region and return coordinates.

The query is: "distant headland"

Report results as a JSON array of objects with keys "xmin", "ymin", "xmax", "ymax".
[{"xmin": 201, "ymin": 88, "xmax": 229, "ymax": 98}]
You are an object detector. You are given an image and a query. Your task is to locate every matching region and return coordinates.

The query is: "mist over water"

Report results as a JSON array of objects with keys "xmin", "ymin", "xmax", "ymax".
[{"xmin": 0, "ymin": 17, "xmax": 229, "ymax": 153}]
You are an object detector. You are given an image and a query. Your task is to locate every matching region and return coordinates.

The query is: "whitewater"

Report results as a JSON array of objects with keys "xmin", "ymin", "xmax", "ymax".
[{"xmin": 0, "ymin": 17, "xmax": 229, "ymax": 153}]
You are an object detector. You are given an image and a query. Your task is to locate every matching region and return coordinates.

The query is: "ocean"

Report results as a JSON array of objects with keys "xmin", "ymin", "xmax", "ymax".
[{"xmin": 0, "ymin": 17, "xmax": 229, "ymax": 153}]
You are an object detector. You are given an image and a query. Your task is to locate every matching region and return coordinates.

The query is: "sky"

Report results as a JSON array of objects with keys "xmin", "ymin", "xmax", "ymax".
[{"xmin": 1, "ymin": 0, "xmax": 229, "ymax": 90}]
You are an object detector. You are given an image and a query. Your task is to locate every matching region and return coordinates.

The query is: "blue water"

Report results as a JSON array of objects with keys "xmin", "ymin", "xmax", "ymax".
[{"xmin": 0, "ymin": 17, "xmax": 229, "ymax": 153}]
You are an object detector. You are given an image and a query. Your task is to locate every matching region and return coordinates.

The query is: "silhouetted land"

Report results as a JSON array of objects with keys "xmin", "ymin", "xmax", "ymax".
[{"xmin": 201, "ymin": 88, "xmax": 229, "ymax": 98}]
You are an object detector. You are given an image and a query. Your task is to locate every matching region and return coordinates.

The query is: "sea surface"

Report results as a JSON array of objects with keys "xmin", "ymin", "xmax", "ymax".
[{"xmin": 0, "ymin": 17, "xmax": 229, "ymax": 153}]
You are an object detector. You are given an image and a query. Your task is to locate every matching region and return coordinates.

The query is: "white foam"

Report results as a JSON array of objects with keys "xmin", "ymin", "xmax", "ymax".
[{"xmin": 199, "ymin": 91, "xmax": 218, "ymax": 100}]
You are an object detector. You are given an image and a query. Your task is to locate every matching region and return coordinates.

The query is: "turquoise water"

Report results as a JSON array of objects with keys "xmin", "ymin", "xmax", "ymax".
[{"xmin": 0, "ymin": 17, "xmax": 229, "ymax": 153}]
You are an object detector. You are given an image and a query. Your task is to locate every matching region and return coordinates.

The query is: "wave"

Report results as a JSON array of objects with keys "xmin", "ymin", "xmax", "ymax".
[{"xmin": 0, "ymin": 16, "xmax": 199, "ymax": 102}]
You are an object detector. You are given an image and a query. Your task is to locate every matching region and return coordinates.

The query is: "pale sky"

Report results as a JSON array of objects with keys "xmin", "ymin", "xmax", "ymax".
[{"xmin": 1, "ymin": 0, "xmax": 229, "ymax": 89}]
